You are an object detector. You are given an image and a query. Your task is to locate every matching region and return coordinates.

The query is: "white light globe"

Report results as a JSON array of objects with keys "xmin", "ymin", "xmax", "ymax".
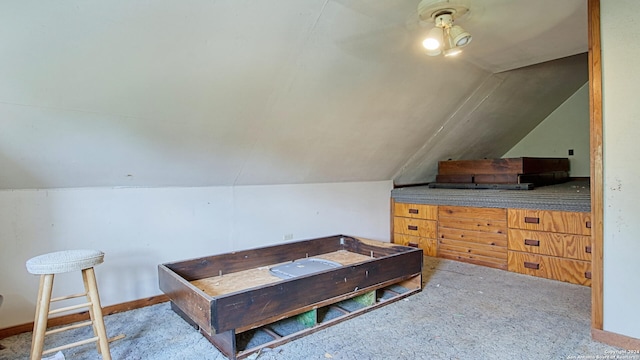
[
  {"xmin": 422, "ymin": 26, "xmax": 444, "ymax": 51},
  {"xmin": 422, "ymin": 38, "xmax": 440, "ymax": 50}
]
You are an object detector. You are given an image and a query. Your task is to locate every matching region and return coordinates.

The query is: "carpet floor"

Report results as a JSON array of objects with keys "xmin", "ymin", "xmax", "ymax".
[{"xmin": 0, "ymin": 257, "xmax": 626, "ymax": 360}]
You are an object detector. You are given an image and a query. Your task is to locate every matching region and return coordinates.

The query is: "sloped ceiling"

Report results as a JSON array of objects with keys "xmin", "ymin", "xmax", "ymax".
[
  {"xmin": 394, "ymin": 53, "xmax": 589, "ymax": 185},
  {"xmin": 0, "ymin": 0, "xmax": 588, "ymax": 189}
]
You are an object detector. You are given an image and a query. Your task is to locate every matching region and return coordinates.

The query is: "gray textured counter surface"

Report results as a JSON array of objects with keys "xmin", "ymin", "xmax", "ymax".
[{"xmin": 391, "ymin": 179, "xmax": 591, "ymax": 212}]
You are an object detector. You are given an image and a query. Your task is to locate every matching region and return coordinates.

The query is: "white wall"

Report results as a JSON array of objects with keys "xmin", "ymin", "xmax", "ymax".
[
  {"xmin": 0, "ymin": 180, "xmax": 392, "ymax": 328},
  {"xmin": 0, "ymin": 1, "xmax": 492, "ymax": 190},
  {"xmin": 502, "ymin": 83, "xmax": 590, "ymax": 177},
  {"xmin": 601, "ymin": 0, "xmax": 640, "ymax": 339}
]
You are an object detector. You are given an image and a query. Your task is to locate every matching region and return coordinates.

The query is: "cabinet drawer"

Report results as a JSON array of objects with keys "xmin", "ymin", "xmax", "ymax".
[
  {"xmin": 439, "ymin": 205, "xmax": 506, "ymax": 221},
  {"xmin": 438, "ymin": 238, "xmax": 507, "ymax": 260},
  {"xmin": 439, "ymin": 227, "xmax": 508, "ymax": 248},
  {"xmin": 393, "ymin": 217, "xmax": 436, "ymax": 238},
  {"xmin": 507, "ymin": 229, "xmax": 563, "ymax": 257},
  {"xmin": 438, "ymin": 216, "xmax": 506, "ymax": 234},
  {"xmin": 438, "ymin": 246, "xmax": 507, "ymax": 270},
  {"xmin": 437, "ymin": 229, "xmax": 507, "ymax": 270},
  {"xmin": 508, "ymin": 229, "xmax": 592, "ymax": 261},
  {"xmin": 508, "ymin": 251, "xmax": 591, "ymax": 286},
  {"xmin": 394, "ymin": 203, "xmax": 437, "ymax": 220},
  {"xmin": 508, "ymin": 209, "xmax": 591, "ymax": 235},
  {"xmin": 394, "ymin": 234, "xmax": 437, "ymax": 257}
]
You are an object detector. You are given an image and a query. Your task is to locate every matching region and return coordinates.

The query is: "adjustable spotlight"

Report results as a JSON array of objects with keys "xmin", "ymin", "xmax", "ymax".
[
  {"xmin": 449, "ymin": 25, "xmax": 472, "ymax": 47},
  {"xmin": 417, "ymin": 0, "xmax": 472, "ymax": 58}
]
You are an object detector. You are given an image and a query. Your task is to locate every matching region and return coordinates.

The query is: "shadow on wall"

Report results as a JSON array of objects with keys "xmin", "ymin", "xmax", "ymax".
[
  {"xmin": 0, "ymin": 152, "xmax": 56, "ymax": 329},
  {"xmin": 97, "ymin": 249, "xmax": 164, "ymax": 304},
  {"xmin": 0, "ymin": 152, "xmax": 40, "ymax": 190}
]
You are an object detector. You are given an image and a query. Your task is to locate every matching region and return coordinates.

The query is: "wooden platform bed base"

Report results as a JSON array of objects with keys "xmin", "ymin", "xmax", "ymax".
[{"xmin": 158, "ymin": 235, "xmax": 423, "ymax": 360}]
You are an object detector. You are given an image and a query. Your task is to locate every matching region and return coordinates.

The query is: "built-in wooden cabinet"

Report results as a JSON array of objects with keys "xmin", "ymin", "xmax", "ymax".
[
  {"xmin": 507, "ymin": 209, "xmax": 592, "ymax": 286},
  {"xmin": 392, "ymin": 202, "xmax": 438, "ymax": 257},
  {"xmin": 392, "ymin": 202, "xmax": 592, "ymax": 286}
]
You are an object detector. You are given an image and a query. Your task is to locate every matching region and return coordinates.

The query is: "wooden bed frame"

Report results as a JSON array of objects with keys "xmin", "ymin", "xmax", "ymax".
[{"xmin": 158, "ymin": 235, "xmax": 423, "ymax": 359}]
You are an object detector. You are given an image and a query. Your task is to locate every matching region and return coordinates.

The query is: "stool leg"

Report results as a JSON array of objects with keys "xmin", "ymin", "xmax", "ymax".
[
  {"xmin": 30, "ymin": 274, "xmax": 54, "ymax": 360},
  {"xmin": 82, "ymin": 268, "xmax": 111, "ymax": 360}
]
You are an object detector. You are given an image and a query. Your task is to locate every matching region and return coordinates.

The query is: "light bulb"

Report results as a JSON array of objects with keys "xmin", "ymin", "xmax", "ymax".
[
  {"xmin": 422, "ymin": 38, "xmax": 440, "ymax": 50},
  {"xmin": 449, "ymin": 25, "xmax": 472, "ymax": 47},
  {"xmin": 422, "ymin": 27, "xmax": 443, "ymax": 51}
]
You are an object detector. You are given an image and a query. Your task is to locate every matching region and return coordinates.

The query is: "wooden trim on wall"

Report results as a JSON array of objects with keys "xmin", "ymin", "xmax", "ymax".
[
  {"xmin": 0, "ymin": 294, "xmax": 169, "ymax": 339},
  {"xmin": 390, "ymin": 197, "xmax": 396, "ymax": 243},
  {"xmin": 588, "ymin": 0, "xmax": 604, "ymax": 331},
  {"xmin": 592, "ymin": 329, "xmax": 640, "ymax": 351}
]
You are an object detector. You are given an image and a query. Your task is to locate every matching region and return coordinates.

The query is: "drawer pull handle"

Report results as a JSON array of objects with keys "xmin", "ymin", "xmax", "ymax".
[
  {"xmin": 586, "ymin": 221, "xmax": 592, "ymax": 229},
  {"xmin": 524, "ymin": 239, "xmax": 540, "ymax": 247},
  {"xmin": 524, "ymin": 217, "xmax": 540, "ymax": 224},
  {"xmin": 524, "ymin": 261, "xmax": 540, "ymax": 270},
  {"xmin": 408, "ymin": 225, "xmax": 419, "ymax": 231},
  {"xmin": 585, "ymin": 246, "xmax": 592, "ymax": 254},
  {"xmin": 408, "ymin": 242, "xmax": 419, "ymax": 248},
  {"xmin": 585, "ymin": 271, "xmax": 592, "ymax": 279},
  {"xmin": 408, "ymin": 209, "xmax": 419, "ymax": 214}
]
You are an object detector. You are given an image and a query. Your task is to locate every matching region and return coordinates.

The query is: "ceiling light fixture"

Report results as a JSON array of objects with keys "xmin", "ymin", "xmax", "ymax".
[{"xmin": 418, "ymin": 0, "xmax": 472, "ymax": 57}]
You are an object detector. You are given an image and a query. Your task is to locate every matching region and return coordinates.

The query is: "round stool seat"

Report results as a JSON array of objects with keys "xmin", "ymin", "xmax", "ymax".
[{"xmin": 26, "ymin": 250, "xmax": 104, "ymax": 275}]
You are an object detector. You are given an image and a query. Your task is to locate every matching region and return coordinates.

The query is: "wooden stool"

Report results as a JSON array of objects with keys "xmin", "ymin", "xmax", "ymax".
[{"xmin": 26, "ymin": 250, "xmax": 113, "ymax": 360}]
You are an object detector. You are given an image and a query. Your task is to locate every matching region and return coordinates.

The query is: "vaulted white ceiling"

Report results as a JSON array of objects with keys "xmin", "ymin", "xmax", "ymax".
[{"xmin": 0, "ymin": 0, "xmax": 588, "ymax": 189}]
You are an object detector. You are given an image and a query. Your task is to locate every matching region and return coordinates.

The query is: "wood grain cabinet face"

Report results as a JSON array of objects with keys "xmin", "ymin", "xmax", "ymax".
[
  {"xmin": 392, "ymin": 203, "xmax": 438, "ymax": 257},
  {"xmin": 507, "ymin": 252, "xmax": 592, "ymax": 286},
  {"xmin": 394, "ymin": 234, "xmax": 437, "ymax": 257},
  {"xmin": 564, "ymin": 234, "xmax": 592, "ymax": 261},
  {"xmin": 391, "ymin": 201, "xmax": 592, "ymax": 287},
  {"xmin": 507, "ymin": 208, "xmax": 592, "ymax": 286},
  {"xmin": 393, "ymin": 217, "xmax": 437, "ymax": 238},
  {"xmin": 437, "ymin": 206, "xmax": 508, "ymax": 270},
  {"xmin": 507, "ymin": 229, "xmax": 592, "ymax": 261},
  {"xmin": 393, "ymin": 203, "xmax": 437, "ymax": 220},
  {"xmin": 507, "ymin": 209, "xmax": 591, "ymax": 235}
]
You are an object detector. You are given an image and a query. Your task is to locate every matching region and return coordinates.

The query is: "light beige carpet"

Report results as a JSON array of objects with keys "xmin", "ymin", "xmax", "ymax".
[{"xmin": 0, "ymin": 257, "xmax": 625, "ymax": 360}]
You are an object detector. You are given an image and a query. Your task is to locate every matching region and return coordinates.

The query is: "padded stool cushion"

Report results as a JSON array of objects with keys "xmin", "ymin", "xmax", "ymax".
[{"xmin": 26, "ymin": 250, "xmax": 104, "ymax": 275}]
